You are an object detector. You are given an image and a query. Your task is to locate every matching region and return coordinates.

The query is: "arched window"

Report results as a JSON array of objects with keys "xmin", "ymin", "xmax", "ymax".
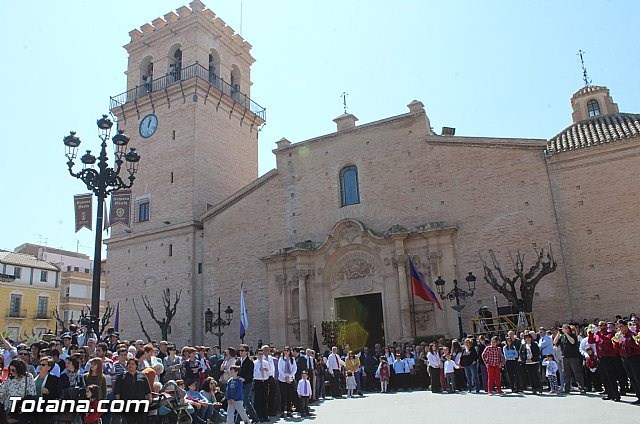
[
  {"xmin": 139, "ymin": 56, "xmax": 154, "ymax": 94},
  {"xmin": 587, "ymin": 99, "xmax": 600, "ymax": 117},
  {"xmin": 168, "ymin": 45, "xmax": 182, "ymax": 82},
  {"xmin": 230, "ymin": 65, "xmax": 240, "ymax": 96},
  {"xmin": 340, "ymin": 165, "xmax": 360, "ymax": 206},
  {"xmin": 208, "ymin": 50, "xmax": 220, "ymax": 87}
]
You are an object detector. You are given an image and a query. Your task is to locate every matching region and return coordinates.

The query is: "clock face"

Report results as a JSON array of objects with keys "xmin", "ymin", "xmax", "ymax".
[{"xmin": 139, "ymin": 114, "xmax": 158, "ymax": 138}]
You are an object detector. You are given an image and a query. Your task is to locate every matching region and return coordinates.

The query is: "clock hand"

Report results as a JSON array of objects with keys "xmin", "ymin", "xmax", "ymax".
[{"xmin": 147, "ymin": 119, "xmax": 151, "ymax": 129}]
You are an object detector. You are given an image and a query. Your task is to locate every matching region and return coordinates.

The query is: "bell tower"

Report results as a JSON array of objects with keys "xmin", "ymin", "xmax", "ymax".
[{"xmin": 105, "ymin": 0, "xmax": 265, "ymax": 345}]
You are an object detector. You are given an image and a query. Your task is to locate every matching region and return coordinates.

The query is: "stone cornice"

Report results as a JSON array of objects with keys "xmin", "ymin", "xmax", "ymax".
[
  {"xmin": 105, "ymin": 220, "xmax": 203, "ymax": 248},
  {"xmin": 201, "ymin": 169, "xmax": 279, "ymax": 222},
  {"xmin": 426, "ymin": 135, "xmax": 547, "ymax": 150},
  {"xmin": 273, "ymin": 110, "xmax": 427, "ymax": 155}
]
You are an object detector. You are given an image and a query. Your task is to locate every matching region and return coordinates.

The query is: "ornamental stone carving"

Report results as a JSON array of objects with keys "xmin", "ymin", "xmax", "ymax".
[
  {"xmin": 340, "ymin": 224, "xmax": 360, "ymax": 243},
  {"xmin": 336, "ymin": 258, "xmax": 374, "ymax": 280},
  {"xmin": 330, "ymin": 250, "xmax": 380, "ymax": 295}
]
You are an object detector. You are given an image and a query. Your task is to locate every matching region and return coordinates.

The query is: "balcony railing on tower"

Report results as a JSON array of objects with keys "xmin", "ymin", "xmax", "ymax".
[{"xmin": 110, "ymin": 63, "xmax": 266, "ymax": 121}]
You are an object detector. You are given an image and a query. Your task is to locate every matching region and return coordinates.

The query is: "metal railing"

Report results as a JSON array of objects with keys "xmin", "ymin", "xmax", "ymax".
[
  {"xmin": 7, "ymin": 308, "xmax": 27, "ymax": 318},
  {"xmin": 469, "ymin": 312, "xmax": 536, "ymax": 337},
  {"xmin": 35, "ymin": 311, "xmax": 50, "ymax": 319},
  {"xmin": 110, "ymin": 63, "xmax": 266, "ymax": 120}
]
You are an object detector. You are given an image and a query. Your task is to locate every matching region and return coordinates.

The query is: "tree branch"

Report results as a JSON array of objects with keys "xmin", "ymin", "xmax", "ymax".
[
  {"xmin": 132, "ymin": 299, "xmax": 152, "ymax": 343},
  {"xmin": 142, "ymin": 294, "xmax": 163, "ymax": 326}
]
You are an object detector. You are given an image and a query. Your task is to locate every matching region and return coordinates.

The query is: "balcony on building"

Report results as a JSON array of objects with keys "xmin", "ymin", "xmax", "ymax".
[
  {"xmin": 7, "ymin": 308, "xmax": 27, "ymax": 319},
  {"xmin": 109, "ymin": 62, "xmax": 266, "ymax": 121},
  {"xmin": 35, "ymin": 311, "xmax": 51, "ymax": 320}
]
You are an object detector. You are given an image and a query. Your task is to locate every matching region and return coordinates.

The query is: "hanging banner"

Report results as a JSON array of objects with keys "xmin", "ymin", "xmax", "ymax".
[
  {"xmin": 74, "ymin": 194, "xmax": 93, "ymax": 232},
  {"xmin": 109, "ymin": 189, "xmax": 132, "ymax": 227}
]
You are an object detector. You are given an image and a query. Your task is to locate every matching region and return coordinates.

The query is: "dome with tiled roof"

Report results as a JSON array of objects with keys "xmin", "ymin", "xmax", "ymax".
[{"xmin": 546, "ymin": 113, "xmax": 640, "ymax": 155}]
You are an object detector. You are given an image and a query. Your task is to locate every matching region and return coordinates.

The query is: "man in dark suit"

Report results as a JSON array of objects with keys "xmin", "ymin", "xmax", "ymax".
[
  {"xmin": 292, "ymin": 347, "xmax": 308, "ymax": 411},
  {"xmin": 236, "ymin": 344, "xmax": 257, "ymax": 421}
]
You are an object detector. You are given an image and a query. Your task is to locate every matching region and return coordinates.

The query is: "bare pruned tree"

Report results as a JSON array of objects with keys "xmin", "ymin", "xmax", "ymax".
[
  {"xmin": 132, "ymin": 299, "xmax": 152, "ymax": 343},
  {"xmin": 141, "ymin": 288, "xmax": 182, "ymax": 341},
  {"xmin": 53, "ymin": 308, "xmax": 67, "ymax": 335},
  {"xmin": 481, "ymin": 246, "xmax": 557, "ymax": 313},
  {"xmin": 78, "ymin": 303, "xmax": 115, "ymax": 338}
]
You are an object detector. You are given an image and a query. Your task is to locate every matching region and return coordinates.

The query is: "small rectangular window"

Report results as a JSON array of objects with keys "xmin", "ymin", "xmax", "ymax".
[
  {"xmin": 37, "ymin": 297, "xmax": 48, "ymax": 318},
  {"xmin": 74, "ymin": 266, "xmax": 80, "ymax": 272},
  {"xmin": 169, "ymin": 244, "xmax": 173, "ymax": 257},
  {"xmin": 139, "ymin": 201, "xmax": 150, "ymax": 222},
  {"xmin": 9, "ymin": 294, "xmax": 22, "ymax": 317},
  {"xmin": 40, "ymin": 270, "xmax": 47, "ymax": 282},
  {"xmin": 198, "ymin": 263, "xmax": 203, "ymax": 274},
  {"xmin": 170, "ymin": 172, "xmax": 174, "ymax": 183}
]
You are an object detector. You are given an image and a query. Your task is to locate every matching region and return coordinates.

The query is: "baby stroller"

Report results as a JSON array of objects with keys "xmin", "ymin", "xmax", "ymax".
[{"xmin": 148, "ymin": 380, "xmax": 192, "ymax": 424}]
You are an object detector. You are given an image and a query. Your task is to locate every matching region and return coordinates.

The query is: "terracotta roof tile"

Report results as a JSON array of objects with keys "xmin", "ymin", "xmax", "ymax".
[
  {"xmin": 0, "ymin": 251, "xmax": 60, "ymax": 271},
  {"xmin": 546, "ymin": 113, "xmax": 640, "ymax": 155}
]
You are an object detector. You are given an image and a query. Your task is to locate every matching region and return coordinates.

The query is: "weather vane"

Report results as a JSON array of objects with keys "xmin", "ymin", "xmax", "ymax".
[
  {"xmin": 341, "ymin": 92, "xmax": 348, "ymax": 114},
  {"xmin": 577, "ymin": 50, "xmax": 591, "ymax": 87}
]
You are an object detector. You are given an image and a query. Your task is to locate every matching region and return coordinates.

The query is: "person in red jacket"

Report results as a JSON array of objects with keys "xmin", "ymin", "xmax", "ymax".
[
  {"xmin": 84, "ymin": 384, "xmax": 104, "ymax": 424},
  {"xmin": 588, "ymin": 321, "xmax": 620, "ymax": 401},
  {"xmin": 612, "ymin": 320, "xmax": 640, "ymax": 405}
]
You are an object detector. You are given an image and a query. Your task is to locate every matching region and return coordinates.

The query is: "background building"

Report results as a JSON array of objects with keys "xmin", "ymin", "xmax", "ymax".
[
  {"xmin": 0, "ymin": 250, "xmax": 61, "ymax": 340},
  {"xmin": 105, "ymin": 1, "xmax": 640, "ymax": 348},
  {"xmin": 14, "ymin": 243, "xmax": 107, "ymax": 329}
]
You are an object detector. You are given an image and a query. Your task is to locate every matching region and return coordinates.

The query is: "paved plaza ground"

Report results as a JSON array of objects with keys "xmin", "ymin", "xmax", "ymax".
[{"xmin": 269, "ymin": 390, "xmax": 640, "ymax": 423}]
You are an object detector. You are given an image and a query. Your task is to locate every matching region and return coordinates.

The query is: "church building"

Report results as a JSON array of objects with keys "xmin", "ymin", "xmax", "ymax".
[{"xmin": 105, "ymin": 1, "xmax": 640, "ymax": 349}]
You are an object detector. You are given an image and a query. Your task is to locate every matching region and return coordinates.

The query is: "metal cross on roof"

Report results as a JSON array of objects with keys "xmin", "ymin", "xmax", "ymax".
[
  {"xmin": 341, "ymin": 92, "xmax": 348, "ymax": 114},
  {"xmin": 578, "ymin": 50, "xmax": 591, "ymax": 87}
]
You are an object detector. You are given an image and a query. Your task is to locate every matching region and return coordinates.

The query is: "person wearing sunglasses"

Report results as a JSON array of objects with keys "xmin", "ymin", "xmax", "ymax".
[
  {"xmin": 16, "ymin": 350, "xmax": 36, "ymax": 377},
  {"xmin": 34, "ymin": 356, "xmax": 60, "ymax": 424}
]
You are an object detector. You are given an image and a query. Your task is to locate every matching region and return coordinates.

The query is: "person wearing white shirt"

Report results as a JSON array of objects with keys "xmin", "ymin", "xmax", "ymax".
[
  {"xmin": 304, "ymin": 349, "xmax": 316, "ymax": 401},
  {"xmin": 426, "ymin": 344, "xmax": 442, "ymax": 393},
  {"xmin": 296, "ymin": 371, "xmax": 312, "ymax": 417},
  {"xmin": 253, "ymin": 351, "xmax": 270, "ymax": 422},
  {"xmin": 278, "ymin": 347, "xmax": 297, "ymax": 418},
  {"xmin": 325, "ymin": 346, "xmax": 345, "ymax": 398},
  {"xmin": 0, "ymin": 333, "xmax": 17, "ymax": 366}
]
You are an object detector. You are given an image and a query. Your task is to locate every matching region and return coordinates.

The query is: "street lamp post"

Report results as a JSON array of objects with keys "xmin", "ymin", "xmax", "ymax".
[
  {"xmin": 434, "ymin": 272, "xmax": 476, "ymax": 340},
  {"xmin": 63, "ymin": 115, "xmax": 140, "ymax": 336},
  {"xmin": 208, "ymin": 297, "xmax": 234, "ymax": 348}
]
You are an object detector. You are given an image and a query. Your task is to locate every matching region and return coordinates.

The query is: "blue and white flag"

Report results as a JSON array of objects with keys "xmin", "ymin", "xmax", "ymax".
[{"xmin": 240, "ymin": 285, "xmax": 248, "ymax": 340}]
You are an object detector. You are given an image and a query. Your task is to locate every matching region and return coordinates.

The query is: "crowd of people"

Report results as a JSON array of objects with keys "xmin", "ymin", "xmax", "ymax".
[{"xmin": 0, "ymin": 314, "xmax": 638, "ymax": 424}]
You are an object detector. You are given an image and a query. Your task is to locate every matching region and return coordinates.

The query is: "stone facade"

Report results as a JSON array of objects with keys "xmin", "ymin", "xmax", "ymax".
[{"xmin": 104, "ymin": 1, "xmax": 639, "ymax": 349}]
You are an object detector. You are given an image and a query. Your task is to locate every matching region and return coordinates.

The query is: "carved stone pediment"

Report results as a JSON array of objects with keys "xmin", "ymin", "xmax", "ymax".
[{"xmin": 336, "ymin": 258, "xmax": 374, "ymax": 281}]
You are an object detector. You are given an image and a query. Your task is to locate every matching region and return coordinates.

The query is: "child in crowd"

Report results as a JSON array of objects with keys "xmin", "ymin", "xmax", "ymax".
[
  {"xmin": 377, "ymin": 357, "xmax": 390, "ymax": 393},
  {"xmin": 443, "ymin": 353, "xmax": 459, "ymax": 393},
  {"xmin": 542, "ymin": 354, "xmax": 561, "ymax": 394},
  {"xmin": 296, "ymin": 371, "xmax": 313, "ymax": 417},
  {"xmin": 225, "ymin": 365, "xmax": 251, "ymax": 424},
  {"xmin": 345, "ymin": 370, "xmax": 357, "ymax": 398},
  {"xmin": 83, "ymin": 385, "xmax": 103, "ymax": 424},
  {"xmin": 186, "ymin": 380, "xmax": 215, "ymax": 424}
]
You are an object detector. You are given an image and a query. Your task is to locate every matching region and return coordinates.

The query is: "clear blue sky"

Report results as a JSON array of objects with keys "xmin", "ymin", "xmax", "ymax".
[{"xmin": 1, "ymin": 0, "xmax": 638, "ymax": 258}]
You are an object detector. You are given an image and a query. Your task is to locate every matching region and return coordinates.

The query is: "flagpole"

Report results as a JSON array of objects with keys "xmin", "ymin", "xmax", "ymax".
[
  {"xmin": 240, "ymin": 283, "xmax": 245, "ymax": 344},
  {"xmin": 408, "ymin": 256, "xmax": 418, "ymax": 341}
]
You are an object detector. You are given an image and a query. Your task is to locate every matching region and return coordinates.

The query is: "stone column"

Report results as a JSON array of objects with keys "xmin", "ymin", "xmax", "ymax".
[
  {"xmin": 393, "ymin": 254, "xmax": 412, "ymax": 340},
  {"xmin": 298, "ymin": 270, "xmax": 309, "ymax": 345}
]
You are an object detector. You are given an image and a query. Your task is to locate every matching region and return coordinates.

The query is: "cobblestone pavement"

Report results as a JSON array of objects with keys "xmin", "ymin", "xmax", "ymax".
[{"xmin": 267, "ymin": 390, "xmax": 639, "ymax": 424}]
